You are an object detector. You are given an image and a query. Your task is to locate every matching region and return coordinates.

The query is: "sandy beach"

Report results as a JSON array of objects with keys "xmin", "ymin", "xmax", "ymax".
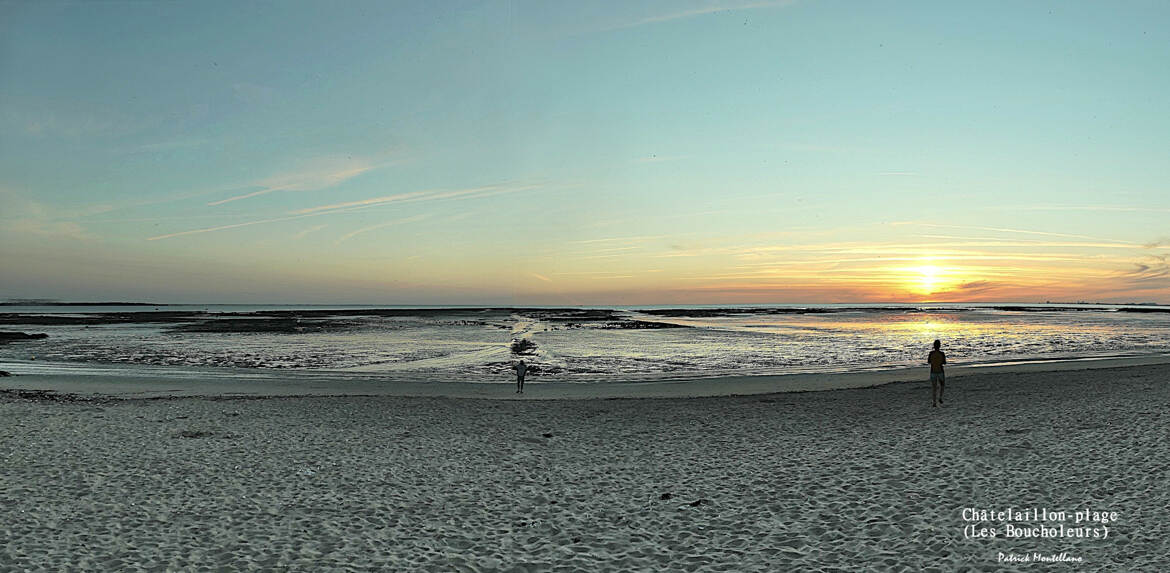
[{"xmin": 1, "ymin": 363, "xmax": 1167, "ymax": 571}]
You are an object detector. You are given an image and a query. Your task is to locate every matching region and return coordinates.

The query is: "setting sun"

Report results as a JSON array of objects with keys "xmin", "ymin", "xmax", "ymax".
[
  {"xmin": 906, "ymin": 264, "xmax": 956, "ymax": 297},
  {"xmin": 919, "ymin": 265, "xmax": 941, "ymax": 293}
]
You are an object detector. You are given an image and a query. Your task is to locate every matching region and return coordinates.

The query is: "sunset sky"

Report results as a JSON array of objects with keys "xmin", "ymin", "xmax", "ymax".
[{"xmin": 2, "ymin": 0, "xmax": 1168, "ymax": 305}]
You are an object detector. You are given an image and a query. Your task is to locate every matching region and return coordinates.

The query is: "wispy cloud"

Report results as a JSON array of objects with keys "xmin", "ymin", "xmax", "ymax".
[
  {"xmin": 59, "ymin": 150, "xmax": 406, "ymax": 217},
  {"xmin": 569, "ymin": 234, "xmax": 671, "ymax": 245},
  {"xmin": 292, "ymin": 182, "xmax": 541, "ymax": 216},
  {"xmin": 335, "ymin": 215, "xmax": 428, "ymax": 244},
  {"xmin": 208, "ymin": 158, "xmax": 380, "ymax": 206},
  {"xmin": 0, "ymin": 188, "xmax": 100, "ymax": 241},
  {"xmin": 911, "ymin": 236, "xmax": 1140, "ymax": 250},
  {"xmin": 292, "ymin": 190, "xmax": 439, "ymax": 215},
  {"xmin": 6, "ymin": 219, "xmax": 94, "ymax": 241},
  {"xmin": 148, "ymin": 214, "xmax": 311, "ymax": 241},
  {"xmin": 149, "ymin": 181, "xmax": 543, "ymax": 241},
  {"xmin": 6, "ymin": 107, "xmax": 120, "ymax": 139},
  {"xmin": 893, "ymin": 222, "xmax": 1136, "ymax": 245},
  {"xmin": 292, "ymin": 224, "xmax": 327, "ymax": 240},
  {"xmin": 730, "ymin": 253, "xmax": 1092, "ymax": 267},
  {"xmin": 1118, "ymin": 259, "xmax": 1170, "ymax": 288},
  {"xmin": 603, "ymin": 0, "xmax": 796, "ymax": 31},
  {"xmin": 443, "ymin": 211, "xmax": 477, "ymax": 223},
  {"xmin": 0, "ymin": 188, "xmax": 114, "ymax": 221}
]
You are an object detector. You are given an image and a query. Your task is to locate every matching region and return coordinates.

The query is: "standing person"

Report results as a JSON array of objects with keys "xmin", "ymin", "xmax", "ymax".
[
  {"xmin": 513, "ymin": 359, "xmax": 528, "ymax": 394},
  {"xmin": 928, "ymin": 339, "xmax": 947, "ymax": 407}
]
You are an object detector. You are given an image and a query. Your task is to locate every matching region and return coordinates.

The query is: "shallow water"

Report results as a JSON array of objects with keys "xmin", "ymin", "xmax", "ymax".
[{"xmin": 1, "ymin": 305, "xmax": 1168, "ymax": 382}]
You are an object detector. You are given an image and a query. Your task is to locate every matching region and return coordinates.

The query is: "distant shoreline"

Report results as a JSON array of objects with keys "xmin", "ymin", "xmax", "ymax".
[{"xmin": 0, "ymin": 301, "xmax": 165, "ymax": 307}]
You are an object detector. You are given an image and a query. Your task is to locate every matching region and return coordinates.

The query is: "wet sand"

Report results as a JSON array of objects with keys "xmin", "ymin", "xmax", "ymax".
[
  {"xmin": 2, "ymin": 353, "xmax": 1168, "ymax": 399},
  {"xmin": 0, "ymin": 363, "xmax": 1166, "ymax": 571}
]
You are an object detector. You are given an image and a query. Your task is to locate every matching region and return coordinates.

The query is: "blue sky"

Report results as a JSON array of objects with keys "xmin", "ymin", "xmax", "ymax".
[{"xmin": 2, "ymin": 0, "xmax": 1168, "ymax": 304}]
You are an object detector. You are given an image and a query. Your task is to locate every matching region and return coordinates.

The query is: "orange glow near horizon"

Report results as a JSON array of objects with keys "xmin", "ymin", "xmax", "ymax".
[
  {"xmin": 879, "ymin": 260, "xmax": 967, "ymax": 300},
  {"xmin": 911, "ymin": 264, "xmax": 943, "ymax": 295}
]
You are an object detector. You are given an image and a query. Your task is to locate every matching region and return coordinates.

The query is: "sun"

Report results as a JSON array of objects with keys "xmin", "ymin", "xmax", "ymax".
[
  {"xmin": 916, "ymin": 265, "xmax": 941, "ymax": 293},
  {"xmin": 904, "ymin": 263, "xmax": 954, "ymax": 297}
]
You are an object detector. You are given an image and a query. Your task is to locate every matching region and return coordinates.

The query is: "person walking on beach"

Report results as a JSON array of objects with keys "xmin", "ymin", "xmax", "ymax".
[
  {"xmin": 928, "ymin": 339, "xmax": 946, "ymax": 407},
  {"xmin": 513, "ymin": 359, "xmax": 528, "ymax": 394}
]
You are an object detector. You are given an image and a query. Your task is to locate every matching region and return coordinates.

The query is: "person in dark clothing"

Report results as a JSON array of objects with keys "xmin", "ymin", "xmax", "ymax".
[
  {"xmin": 513, "ymin": 360, "xmax": 528, "ymax": 394},
  {"xmin": 928, "ymin": 339, "xmax": 946, "ymax": 407}
]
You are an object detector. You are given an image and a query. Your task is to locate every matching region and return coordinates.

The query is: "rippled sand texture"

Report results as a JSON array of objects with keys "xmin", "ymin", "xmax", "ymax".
[{"xmin": 1, "ymin": 364, "xmax": 1166, "ymax": 571}]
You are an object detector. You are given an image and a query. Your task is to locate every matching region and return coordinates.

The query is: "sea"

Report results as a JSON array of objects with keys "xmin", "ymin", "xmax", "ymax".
[{"xmin": 1, "ymin": 303, "xmax": 1168, "ymax": 384}]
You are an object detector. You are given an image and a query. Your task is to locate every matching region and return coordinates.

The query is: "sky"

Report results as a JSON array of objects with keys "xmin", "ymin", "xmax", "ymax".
[{"xmin": 1, "ymin": 0, "xmax": 1168, "ymax": 305}]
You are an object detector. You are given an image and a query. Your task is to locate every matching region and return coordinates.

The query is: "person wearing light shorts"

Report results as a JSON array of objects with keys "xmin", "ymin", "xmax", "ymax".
[{"xmin": 928, "ymin": 339, "xmax": 947, "ymax": 407}]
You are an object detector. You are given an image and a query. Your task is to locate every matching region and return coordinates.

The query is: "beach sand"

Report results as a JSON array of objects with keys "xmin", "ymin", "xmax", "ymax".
[{"xmin": 1, "ymin": 363, "xmax": 1166, "ymax": 571}]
